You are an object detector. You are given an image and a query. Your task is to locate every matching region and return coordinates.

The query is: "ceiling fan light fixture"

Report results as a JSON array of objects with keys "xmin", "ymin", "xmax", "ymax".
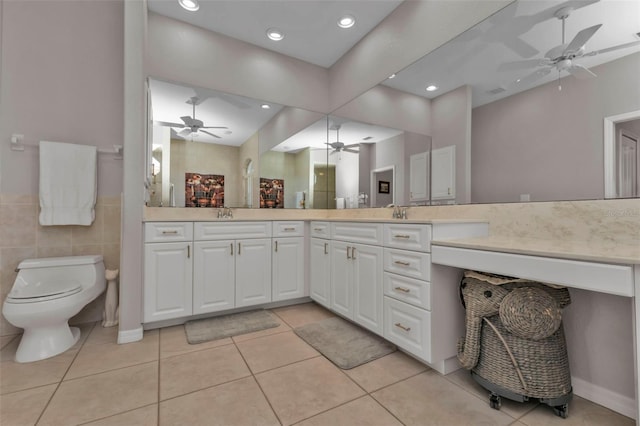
[
  {"xmin": 338, "ymin": 14, "xmax": 356, "ymax": 29},
  {"xmin": 178, "ymin": 0, "xmax": 199, "ymax": 12},
  {"xmin": 267, "ymin": 28, "xmax": 285, "ymax": 41},
  {"xmin": 426, "ymin": 85, "xmax": 438, "ymax": 92}
]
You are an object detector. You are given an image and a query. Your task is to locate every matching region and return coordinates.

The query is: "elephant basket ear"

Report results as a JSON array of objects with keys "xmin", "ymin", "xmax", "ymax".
[{"xmin": 499, "ymin": 287, "xmax": 562, "ymax": 340}]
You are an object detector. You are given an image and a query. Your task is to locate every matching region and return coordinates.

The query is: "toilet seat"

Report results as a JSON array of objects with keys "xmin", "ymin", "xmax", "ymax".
[{"xmin": 6, "ymin": 280, "xmax": 82, "ymax": 304}]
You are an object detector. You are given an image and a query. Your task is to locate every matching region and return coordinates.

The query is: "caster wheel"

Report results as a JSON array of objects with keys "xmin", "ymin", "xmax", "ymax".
[
  {"xmin": 552, "ymin": 404, "xmax": 569, "ymax": 419},
  {"xmin": 489, "ymin": 394, "xmax": 501, "ymax": 410}
]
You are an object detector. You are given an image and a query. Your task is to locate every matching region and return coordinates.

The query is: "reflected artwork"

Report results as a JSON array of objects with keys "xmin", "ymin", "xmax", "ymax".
[
  {"xmin": 185, "ymin": 173, "xmax": 224, "ymax": 208},
  {"xmin": 260, "ymin": 178, "xmax": 284, "ymax": 208}
]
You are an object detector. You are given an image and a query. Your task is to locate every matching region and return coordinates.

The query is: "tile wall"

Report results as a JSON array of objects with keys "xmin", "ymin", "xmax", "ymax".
[{"xmin": 0, "ymin": 194, "xmax": 121, "ymax": 336}]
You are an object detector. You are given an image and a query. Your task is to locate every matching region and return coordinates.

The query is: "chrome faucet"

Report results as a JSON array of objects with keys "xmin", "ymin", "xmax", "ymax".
[
  {"xmin": 391, "ymin": 205, "xmax": 407, "ymax": 219},
  {"xmin": 217, "ymin": 207, "xmax": 233, "ymax": 219}
]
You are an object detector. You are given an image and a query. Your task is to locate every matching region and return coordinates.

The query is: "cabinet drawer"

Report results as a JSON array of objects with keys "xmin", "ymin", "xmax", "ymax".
[
  {"xmin": 384, "ymin": 272, "xmax": 431, "ymax": 310},
  {"xmin": 273, "ymin": 221, "xmax": 304, "ymax": 237},
  {"xmin": 331, "ymin": 222, "xmax": 383, "ymax": 245},
  {"xmin": 384, "ymin": 223, "xmax": 432, "ymax": 252},
  {"xmin": 384, "ymin": 296, "xmax": 431, "ymax": 362},
  {"xmin": 144, "ymin": 222, "xmax": 193, "ymax": 243},
  {"xmin": 384, "ymin": 248, "xmax": 431, "ymax": 281},
  {"xmin": 310, "ymin": 221, "xmax": 330, "ymax": 239},
  {"xmin": 194, "ymin": 222, "xmax": 272, "ymax": 241}
]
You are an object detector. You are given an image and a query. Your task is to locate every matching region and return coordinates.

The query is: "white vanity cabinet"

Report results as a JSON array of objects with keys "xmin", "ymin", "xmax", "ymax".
[
  {"xmin": 272, "ymin": 221, "xmax": 305, "ymax": 301},
  {"xmin": 310, "ymin": 222, "xmax": 331, "ymax": 308},
  {"xmin": 194, "ymin": 222, "xmax": 272, "ymax": 309},
  {"xmin": 144, "ymin": 222, "xmax": 194, "ymax": 322},
  {"xmin": 330, "ymin": 222, "xmax": 384, "ymax": 335}
]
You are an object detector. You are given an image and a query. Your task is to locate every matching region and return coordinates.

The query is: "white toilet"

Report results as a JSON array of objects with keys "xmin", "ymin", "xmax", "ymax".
[{"xmin": 2, "ymin": 255, "xmax": 106, "ymax": 363}]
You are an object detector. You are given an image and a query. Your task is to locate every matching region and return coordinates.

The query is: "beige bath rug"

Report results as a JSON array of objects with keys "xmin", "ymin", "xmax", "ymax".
[{"xmin": 185, "ymin": 310, "xmax": 280, "ymax": 344}]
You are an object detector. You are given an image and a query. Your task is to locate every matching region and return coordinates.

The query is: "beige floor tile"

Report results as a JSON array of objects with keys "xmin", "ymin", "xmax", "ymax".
[
  {"xmin": 160, "ymin": 376, "xmax": 280, "ymax": 426},
  {"xmin": 0, "ymin": 334, "xmax": 18, "ymax": 350},
  {"xmin": 256, "ymin": 356, "xmax": 365, "ymax": 425},
  {"xmin": 232, "ymin": 312, "xmax": 292, "ymax": 343},
  {"xmin": 160, "ymin": 344, "xmax": 250, "ymax": 400},
  {"xmin": 65, "ymin": 329, "xmax": 159, "ymax": 380},
  {"xmin": 272, "ymin": 302, "xmax": 335, "ymax": 328},
  {"xmin": 344, "ymin": 351, "xmax": 428, "ymax": 392},
  {"xmin": 518, "ymin": 395, "xmax": 634, "ymax": 426},
  {"xmin": 82, "ymin": 322, "xmax": 120, "ymax": 346},
  {"xmin": 0, "ymin": 383, "xmax": 57, "ymax": 426},
  {"xmin": 236, "ymin": 331, "xmax": 319, "ymax": 373},
  {"xmin": 159, "ymin": 324, "xmax": 232, "ymax": 359},
  {"xmin": 296, "ymin": 395, "xmax": 403, "ymax": 426},
  {"xmin": 445, "ymin": 368, "xmax": 540, "ymax": 419},
  {"xmin": 372, "ymin": 371, "xmax": 516, "ymax": 426},
  {"xmin": 38, "ymin": 362, "xmax": 158, "ymax": 426},
  {"xmin": 83, "ymin": 403, "xmax": 158, "ymax": 426}
]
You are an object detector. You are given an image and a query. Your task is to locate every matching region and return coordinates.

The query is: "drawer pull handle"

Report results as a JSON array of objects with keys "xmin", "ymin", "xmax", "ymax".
[
  {"xmin": 394, "ymin": 260, "xmax": 411, "ymax": 266},
  {"xmin": 347, "ymin": 246, "xmax": 352, "ymax": 259},
  {"xmin": 230, "ymin": 243, "xmax": 234, "ymax": 256},
  {"xmin": 187, "ymin": 245, "xmax": 190, "ymax": 258},
  {"xmin": 394, "ymin": 287, "xmax": 411, "ymax": 293},
  {"xmin": 352, "ymin": 247, "xmax": 356, "ymax": 260},
  {"xmin": 162, "ymin": 230, "xmax": 178, "ymax": 235},
  {"xmin": 284, "ymin": 227, "xmax": 296, "ymax": 231},
  {"xmin": 394, "ymin": 234, "xmax": 410, "ymax": 239},
  {"xmin": 238, "ymin": 242, "xmax": 241, "ymax": 255},
  {"xmin": 324, "ymin": 242, "xmax": 328, "ymax": 255},
  {"xmin": 275, "ymin": 241, "xmax": 278, "ymax": 252},
  {"xmin": 314, "ymin": 228, "xmax": 323, "ymax": 231},
  {"xmin": 395, "ymin": 323, "xmax": 411, "ymax": 332}
]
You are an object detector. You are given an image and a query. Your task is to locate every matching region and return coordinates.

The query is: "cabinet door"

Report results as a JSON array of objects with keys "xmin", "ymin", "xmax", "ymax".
[
  {"xmin": 235, "ymin": 238, "xmax": 272, "ymax": 307},
  {"xmin": 409, "ymin": 151, "xmax": 429, "ymax": 202},
  {"xmin": 432, "ymin": 145, "xmax": 456, "ymax": 200},
  {"xmin": 310, "ymin": 238, "xmax": 331, "ymax": 308},
  {"xmin": 193, "ymin": 240, "xmax": 235, "ymax": 314},
  {"xmin": 144, "ymin": 242, "xmax": 192, "ymax": 322},
  {"xmin": 272, "ymin": 237, "xmax": 305, "ymax": 301},
  {"xmin": 352, "ymin": 243, "xmax": 384, "ymax": 334},
  {"xmin": 330, "ymin": 240, "xmax": 352, "ymax": 319}
]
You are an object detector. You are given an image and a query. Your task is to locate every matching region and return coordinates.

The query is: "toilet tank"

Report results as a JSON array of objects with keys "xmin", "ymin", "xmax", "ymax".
[{"xmin": 15, "ymin": 255, "xmax": 105, "ymax": 291}]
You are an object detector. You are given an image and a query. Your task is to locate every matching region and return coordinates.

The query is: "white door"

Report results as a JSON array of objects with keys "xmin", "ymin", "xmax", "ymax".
[
  {"xmin": 410, "ymin": 151, "xmax": 429, "ymax": 202},
  {"xmin": 618, "ymin": 131, "xmax": 638, "ymax": 198},
  {"xmin": 144, "ymin": 242, "xmax": 192, "ymax": 322},
  {"xmin": 193, "ymin": 240, "xmax": 235, "ymax": 314},
  {"xmin": 330, "ymin": 240, "xmax": 352, "ymax": 318},
  {"xmin": 235, "ymin": 238, "xmax": 272, "ymax": 307},
  {"xmin": 310, "ymin": 238, "xmax": 331, "ymax": 308},
  {"xmin": 432, "ymin": 145, "xmax": 455, "ymax": 200},
  {"xmin": 272, "ymin": 237, "xmax": 305, "ymax": 301},
  {"xmin": 352, "ymin": 243, "xmax": 384, "ymax": 334}
]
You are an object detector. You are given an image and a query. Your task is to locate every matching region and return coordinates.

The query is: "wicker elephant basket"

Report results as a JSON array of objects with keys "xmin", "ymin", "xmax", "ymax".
[{"xmin": 458, "ymin": 272, "xmax": 573, "ymax": 418}]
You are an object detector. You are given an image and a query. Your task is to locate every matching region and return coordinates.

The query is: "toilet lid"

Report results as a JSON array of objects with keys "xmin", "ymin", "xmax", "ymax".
[{"xmin": 7, "ymin": 280, "xmax": 82, "ymax": 303}]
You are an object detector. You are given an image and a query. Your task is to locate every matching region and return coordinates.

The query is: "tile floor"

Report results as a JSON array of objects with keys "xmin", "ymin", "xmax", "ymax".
[{"xmin": 0, "ymin": 302, "xmax": 634, "ymax": 426}]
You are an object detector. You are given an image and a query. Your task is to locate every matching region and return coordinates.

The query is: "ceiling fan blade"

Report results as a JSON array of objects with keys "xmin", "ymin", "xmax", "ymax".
[
  {"xmin": 154, "ymin": 120, "xmax": 185, "ymax": 128},
  {"xmin": 568, "ymin": 63, "xmax": 597, "ymax": 79},
  {"xmin": 200, "ymin": 130, "xmax": 221, "ymax": 138},
  {"xmin": 563, "ymin": 24, "xmax": 602, "ymax": 55},
  {"xmin": 343, "ymin": 148, "xmax": 360, "ymax": 154},
  {"xmin": 498, "ymin": 59, "xmax": 551, "ymax": 72},
  {"xmin": 343, "ymin": 143, "xmax": 361, "ymax": 149},
  {"xmin": 178, "ymin": 128, "xmax": 192, "ymax": 136},
  {"xmin": 503, "ymin": 37, "xmax": 539, "ymax": 58},
  {"xmin": 201, "ymin": 126, "xmax": 229, "ymax": 129},
  {"xmin": 513, "ymin": 67, "xmax": 552, "ymax": 86},
  {"xmin": 181, "ymin": 116, "xmax": 195, "ymax": 126},
  {"xmin": 584, "ymin": 40, "xmax": 640, "ymax": 57}
]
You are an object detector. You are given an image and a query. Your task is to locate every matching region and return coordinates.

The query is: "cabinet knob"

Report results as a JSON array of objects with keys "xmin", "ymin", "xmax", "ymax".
[
  {"xmin": 324, "ymin": 242, "xmax": 328, "ymax": 255},
  {"xmin": 352, "ymin": 247, "xmax": 356, "ymax": 259},
  {"xmin": 230, "ymin": 243, "xmax": 234, "ymax": 256},
  {"xmin": 395, "ymin": 322, "xmax": 411, "ymax": 332},
  {"xmin": 238, "ymin": 242, "xmax": 241, "ymax": 255},
  {"xmin": 275, "ymin": 241, "xmax": 278, "ymax": 252},
  {"xmin": 346, "ymin": 246, "xmax": 351, "ymax": 259}
]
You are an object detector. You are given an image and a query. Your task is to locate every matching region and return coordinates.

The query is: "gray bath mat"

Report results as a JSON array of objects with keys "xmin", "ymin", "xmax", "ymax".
[
  {"xmin": 294, "ymin": 317, "xmax": 396, "ymax": 369},
  {"xmin": 185, "ymin": 310, "xmax": 280, "ymax": 344}
]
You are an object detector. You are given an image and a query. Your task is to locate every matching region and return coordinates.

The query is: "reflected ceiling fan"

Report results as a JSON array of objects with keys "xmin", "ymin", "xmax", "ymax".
[
  {"xmin": 499, "ymin": 5, "xmax": 640, "ymax": 87},
  {"xmin": 326, "ymin": 125, "xmax": 359, "ymax": 155},
  {"xmin": 154, "ymin": 96, "xmax": 228, "ymax": 138}
]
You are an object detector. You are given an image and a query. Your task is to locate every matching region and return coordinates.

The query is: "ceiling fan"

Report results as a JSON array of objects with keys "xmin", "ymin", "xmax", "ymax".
[
  {"xmin": 499, "ymin": 5, "xmax": 640, "ymax": 87},
  {"xmin": 326, "ymin": 125, "xmax": 359, "ymax": 155},
  {"xmin": 154, "ymin": 96, "xmax": 228, "ymax": 138}
]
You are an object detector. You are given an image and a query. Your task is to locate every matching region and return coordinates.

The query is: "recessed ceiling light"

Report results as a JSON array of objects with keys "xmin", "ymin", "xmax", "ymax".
[
  {"xmin": 178, "ymin": 0, "xmax": 199, "ymax": 12},
  {"xmin": 338, "ymin": 14, "xmax": 355, "ymax": 29},
  {"xmin": 266, "ymin": 28, "xmax": 285, "ymax": 41},
  {"xmin": 388, "ymin": 74, "xmax": 396, "ymax": 79},
  {"xmin": 261, "ymin": 104, "xmax": 271, "ymax": 109},
  {"xmin": 426, "ymin": 85, "xmax": 438, "ymax": 92}
]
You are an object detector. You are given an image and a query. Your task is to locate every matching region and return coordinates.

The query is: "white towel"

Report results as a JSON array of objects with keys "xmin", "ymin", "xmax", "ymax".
[{"xmin": 39, "ymin": 141, "xmax": 97, "ymax": 226}]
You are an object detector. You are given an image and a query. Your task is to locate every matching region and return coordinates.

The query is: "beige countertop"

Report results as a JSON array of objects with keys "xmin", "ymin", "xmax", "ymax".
[{"xmin": 432, "ymin": 235, "xmax": 640, "ymax": 265}]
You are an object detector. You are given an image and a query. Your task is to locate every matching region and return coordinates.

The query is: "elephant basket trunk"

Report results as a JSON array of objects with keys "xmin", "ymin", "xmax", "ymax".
[{"xmin": 458, "ymin": 273, "xmax": 573, "ymax": 418}]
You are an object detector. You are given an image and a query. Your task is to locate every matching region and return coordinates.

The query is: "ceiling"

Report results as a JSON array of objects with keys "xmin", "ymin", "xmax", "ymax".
[
  {"xmin": 148, "ymin": 0, "xmax": 640, "ymax": 149},
  {"xmin": 147, "ymin": 0, "xmax": 403, "ymax": 68}
]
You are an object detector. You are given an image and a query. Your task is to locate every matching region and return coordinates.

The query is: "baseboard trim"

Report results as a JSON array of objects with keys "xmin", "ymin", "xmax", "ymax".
[
  {"xmin": 572, "ymin": 376, "xmax": 636, "ymax": 419},
  {"xmin": 117, "ymin": 327, "xmax": 144, "ymax": 344}
]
